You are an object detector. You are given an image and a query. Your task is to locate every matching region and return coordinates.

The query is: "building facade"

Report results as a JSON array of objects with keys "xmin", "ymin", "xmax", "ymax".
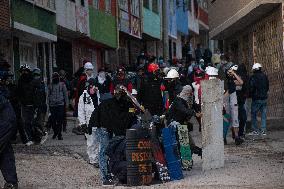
[
  {"xmin": 209, "ymin": 0, "xmax": 284, "ymax": 118},
  {"xmin": 118, "ymin": 0, "xmax": 142, "ymax": 69},
  {"xmin": 0, "ymin": 0, "xmax": 12, "ymax": 69},
  {"xmin": 142, "ymin": 0, "xmax": 163, "ymax": 59},
  {"xmin": 12, "ymin": 0, "xmax": 57, "ymax": 81}
]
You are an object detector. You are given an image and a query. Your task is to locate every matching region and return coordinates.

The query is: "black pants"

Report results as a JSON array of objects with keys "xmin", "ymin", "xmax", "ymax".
[
  {"xmin": 50, "ymin": 105, "xmax": 65, "ymax": 137},
  {"xmin": 11, "ymin": 105, "xmax": 28, "ymax": 144},
  {"xmin": 33, "ymin": 109, "xmax": 46, "ymax": 143},
  {"xmin": 238, "ymin": 104, "xmax": 247, "ymax": 137},
  {"xmin": 21, "ymin": 105, "xmax": 34, "ymax": 142},
  {"xmin": 0, "ymin": 142, "xmax": 18, "ymax": 185}
]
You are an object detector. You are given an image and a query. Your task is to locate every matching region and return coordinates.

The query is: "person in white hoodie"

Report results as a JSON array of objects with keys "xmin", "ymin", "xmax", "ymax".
[{"xmin": 78, "ymin": 81, "xmax": 99, "ymax": 167}]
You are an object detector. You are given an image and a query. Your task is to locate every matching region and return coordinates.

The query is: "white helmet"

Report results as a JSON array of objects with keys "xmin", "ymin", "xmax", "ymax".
[
  {"xmin": 131, "ymin": 89, "xmax": 138, "ymax": 95},
  {"xmin": 252, "ymin": 63, "xmax": 262, "ymax": 70},
  {"xmin": 206, "ymin": 66, "xmax": 219, "ymax": 76},
  {"xmin": 230, "ymin": 65, "xmax": 238, "ymax": 71},
  {"xmin": 163, "ymin": 67, "xmax": 170, "ymax": 75},
  {"xmin": 199, "ymin": 59, "xmax": 205, "ymax": 63},
  {"xmin": 84, "ymin": 62, "xmax": 94, "ymax": 70},
  {"xmin": 165, "ymin": 69, "xmax": 179, "ymax": 79}
]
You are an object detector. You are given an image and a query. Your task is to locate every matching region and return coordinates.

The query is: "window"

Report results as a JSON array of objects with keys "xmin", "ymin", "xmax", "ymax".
[
  {"xmin": 173, "ymin": 42, "xmax": 177, "ymax": 57},
  {"xmin": 34, "ymin": 0, "xmax": 56, "ymax": 10},
  {"xmin": 119, "ymin": 0, "xmax": 128, "ymax": 11},
  {"xmin": 131, "ymin": 0, "xmax": 140, "ymax": 17},
  {"xmin": 152, "ymin": 0, "xmax": 158, "ymax": 14},
  {"xmin": 105, "ymin": 0, "xmax": 111, "ymax": 13},
  {"xmin": 81, "ymin": 0, "xmax": 85, "ymax": 6},
  {"xmin": 143, "ymin": 0, "xmax": 149, "ymax": 9},
  {"xmin": 19, "ymin": 42, "xmax": 35, "ymax": 68},
  {"xmin": 188, "ymin": 0, "xmax": 192, "ymax": 11},
  {"xmin": 93, "ymin": 0, "xmax": 99, "ymax": 9},
  {"xmin": 169, "ymin": 0, "xmax": 174, "ymax": 14}
]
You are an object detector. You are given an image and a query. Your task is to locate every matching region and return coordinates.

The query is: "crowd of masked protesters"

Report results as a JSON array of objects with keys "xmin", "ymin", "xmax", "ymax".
[{"xmin": 0, "ymin": 43, "xmax": 269, "ymax": 187}]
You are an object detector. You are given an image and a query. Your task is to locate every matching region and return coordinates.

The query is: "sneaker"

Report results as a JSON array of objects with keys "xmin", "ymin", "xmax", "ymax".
[
  {"xmin": 72, "ymin": 127, "xmax": 84, "ymax": 135},
  {"xmin": 25, "ymin": 141, "xmax": 34, "ymax": 146},
  {"xmin": 224, "ymin": 138, "xmax": 228, "ymax": 145},
  {"xmin": 248, "ymin": 131, "xmax": 259, "ymax": 136},
  {"xmin": 4, "ymin": 183, "xmax": 18, "ymax": 189},
  {"xmin": 235, "ymin": 137, "xmax": 244, "ymax": 145},
  {"xmin": 261, "ymin": 130, "xmax": 267, "ymax": 136},
  {"xmin": 40, "ymin": 132, "xmax": 48, "ymax": 145},
  {"xmin": 52, "ymin": 134, "xmax": 57, "ymax": 139},
  {"xmin": 102, "ymin": 179, "xmax": 114, "ymax": 187}
]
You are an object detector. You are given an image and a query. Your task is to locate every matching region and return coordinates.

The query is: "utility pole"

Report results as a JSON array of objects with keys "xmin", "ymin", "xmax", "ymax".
[{"xmin": 162, "ymin": 0, "xmax": 169, "ymax": 61}]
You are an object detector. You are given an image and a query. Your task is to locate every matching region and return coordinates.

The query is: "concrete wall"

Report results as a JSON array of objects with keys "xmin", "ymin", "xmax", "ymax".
[
  {"xmin": 208, "ymin": 0, "xmax": 282, "ymax": 33},
  {"xmin": 89, "ymin": 7, "xmax": 118, "ymax": 48},
  {"xmin": 143, "ymin": 8, "xmax": 162, "ymax": 39},
  {"xmin": 56, "ymin": 0, "xmax": 76, "ymax": 31},
  {"xmin": 12, "ymin": 0, "xmax": 56, "ymax": 35},
  {"xmin": 208, "ymin": 0, "xmax": 254, "ymax": 31}
]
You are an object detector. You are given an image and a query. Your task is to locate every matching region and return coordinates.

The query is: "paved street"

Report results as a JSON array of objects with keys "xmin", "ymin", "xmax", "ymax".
[{"xmin": 1, "ymin": 118, "xmax": 283, "ymax": 189}]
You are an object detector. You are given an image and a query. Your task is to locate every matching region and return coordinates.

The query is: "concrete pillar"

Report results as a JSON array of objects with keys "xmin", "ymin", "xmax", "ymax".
[{"xmin": 201, "ymin": 79, "xmax": 224, "ymax": 171}]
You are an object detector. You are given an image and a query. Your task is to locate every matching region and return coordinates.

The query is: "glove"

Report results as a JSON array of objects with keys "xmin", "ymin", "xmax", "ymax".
[
  {"xmin": 80, "ymin": 124, "xmax": 88, "ymax": 134},
  {"xmin": 88, "ymin": 126, "xmax": 92, "ymax": 135}
]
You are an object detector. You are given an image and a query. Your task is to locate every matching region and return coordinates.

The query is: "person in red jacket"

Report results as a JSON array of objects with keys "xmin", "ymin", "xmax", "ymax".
[{"xmin": 191, "ymin": 68, "xmax": 206, "ymax": 132}]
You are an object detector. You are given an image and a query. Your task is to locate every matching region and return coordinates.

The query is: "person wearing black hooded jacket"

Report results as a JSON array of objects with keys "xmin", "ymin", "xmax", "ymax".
[
  {"xmin": 17, "ymin": 64, "xmax": 36, "ymax": 146},
  {"xmin": 249, "ymin": 63, "xmax": 269, "ymax": 136},
  {"xmin": 88, "ymin": 85, "xmax": 137, "ymax": 186},
  {"xmin": 166, "ymin": 85, "xmax": 202, "ymax": 157},
  {"xmin": 0, "ymin": 58, "xmax": 18, "ymax": 189},
  {"xmin": 138, "ymin": 63, "xmax": 164, "ymax": 116}
]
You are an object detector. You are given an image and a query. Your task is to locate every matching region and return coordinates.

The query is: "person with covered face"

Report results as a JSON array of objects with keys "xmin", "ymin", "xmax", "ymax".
[
  {"xmin": 48, "ymin": 72, "xmax": 68, "ymax": 140},
  {"xmin": 94, "ymin": 68, "xmax": 113, "ymax": 102},
  {"xmin": 111, "ymin": 67, "xmax": 132, "ymax": 94},
  {"xmin": 17, "ymin": 64, "xmax": 36, "ymax": 146},
  {"xmin": 88, "ymin": 85, "xmax": 137, "ymax": 186},
  {"xmin": 0, "ymin": 56, "xmax": 18, "ymax": 189},
  {"xmin": 166, "ymin": 85, "xmax": 202, "ymax": 157},
  {"xmin": 78, "ymin": 78, "xmax": 99, "ymax": 167},
  {"xmin": 138, "ymin": 62, "xmax": 164, "ymax": 116}
]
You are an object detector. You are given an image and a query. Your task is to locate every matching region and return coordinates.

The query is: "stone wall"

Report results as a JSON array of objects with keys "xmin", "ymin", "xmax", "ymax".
[{"xmin": 224, "ymin": 5, "xmax": 284, "ymax": 118}]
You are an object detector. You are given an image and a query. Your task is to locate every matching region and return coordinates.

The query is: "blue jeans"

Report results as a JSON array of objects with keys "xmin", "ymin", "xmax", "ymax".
[
  {"xmin": 251, "ymin": 100, "xmax": 267, "ymax": 132},
  {"xmin": 96, "ymin": 128, "xmax": 110, "ymax": 182}
]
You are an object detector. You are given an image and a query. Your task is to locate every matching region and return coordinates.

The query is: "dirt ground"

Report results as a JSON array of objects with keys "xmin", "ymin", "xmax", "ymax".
[{"xmin": 1, "ymin": 120, "xmax": 284, "ymax": 189}]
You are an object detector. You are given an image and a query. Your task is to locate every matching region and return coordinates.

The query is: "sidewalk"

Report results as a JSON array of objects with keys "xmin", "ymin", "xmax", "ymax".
[{"xmin": 1, "ymin": 119, "xmax": 284, "ymax": 189}]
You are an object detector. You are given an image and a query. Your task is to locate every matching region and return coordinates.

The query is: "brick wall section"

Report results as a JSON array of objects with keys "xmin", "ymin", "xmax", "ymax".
[
  {"xmin": 0, "ymin": 0, "xmax": 10, "ymax": 31},
  {"xmin": 224, "ymin": 5, "xmax": 284, "ymax": 117}
]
